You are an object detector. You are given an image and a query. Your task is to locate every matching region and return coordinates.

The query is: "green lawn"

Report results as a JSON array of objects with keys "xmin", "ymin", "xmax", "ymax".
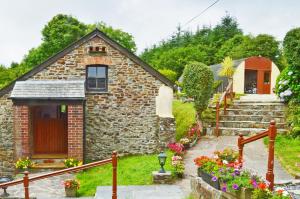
[
  {"xmin": 173, "ymin": 100, "xmax": 196, "ymax": 141},
  {"xmin": 76, "ymin": 151, "xmax": 175, "ymax": 196},
  {"xmin": 264, "ymin": 135, "xmax": 300, "ymax": 176}
]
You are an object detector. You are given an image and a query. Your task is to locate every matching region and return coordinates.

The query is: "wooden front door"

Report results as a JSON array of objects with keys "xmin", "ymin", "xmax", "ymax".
[
  {"xmin": 257, "ymin": 70, "xmax": 271, "ymax": 94},
  {"xmin": 32, "ymin": 105, "xmax": 68, "ymax": 154}
]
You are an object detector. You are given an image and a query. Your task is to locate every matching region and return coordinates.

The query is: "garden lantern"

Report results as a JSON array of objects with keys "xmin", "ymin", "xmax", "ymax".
[{"xmin": 158, "ymin": 151, "xmax": 167, "ymax": 173}]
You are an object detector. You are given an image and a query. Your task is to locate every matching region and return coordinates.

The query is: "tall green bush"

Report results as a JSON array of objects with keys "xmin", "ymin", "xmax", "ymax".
[
  {"xmin": 283, "ymin": 28, "xmax": 300, "ymax": 67},
  {"xmin": 182, "ymin": 62, "xmax": 214, "ymax": 118}
]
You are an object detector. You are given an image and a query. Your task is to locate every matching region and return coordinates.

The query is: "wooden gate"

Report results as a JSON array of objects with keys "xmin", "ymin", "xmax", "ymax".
[{"xmin": 32, "ymin": 106, "xmax": 68, "ymax": 154}]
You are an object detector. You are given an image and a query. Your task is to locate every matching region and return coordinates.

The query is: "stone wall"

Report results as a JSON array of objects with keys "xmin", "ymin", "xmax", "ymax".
[
  {"xmin": 29, "ymin": 36, "xmax": 171, "ymax": 160},
  {"xmin": 0, "ymin": 94, "xmax": 14, "ymax": 176},
  {"xmin": 158, "ymin": 117, "xmax": 176, "ymax": 149}
]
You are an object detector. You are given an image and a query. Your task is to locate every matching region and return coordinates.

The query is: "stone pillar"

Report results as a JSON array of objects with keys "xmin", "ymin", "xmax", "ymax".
[
  {"xmin": 13, "ymin": 105, "xmax": 30, "ymax": 158},
  {"xmin": 68, "ymin": 104, "xmax": 84, "ymax": 160},
  {"xmin": 158, "ymin": 117, "xmax": 176, "ymax": 148}
]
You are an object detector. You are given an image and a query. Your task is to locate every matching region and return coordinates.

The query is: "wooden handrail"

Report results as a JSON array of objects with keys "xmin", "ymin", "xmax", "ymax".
[
  {"xmin": 238, "ymin": 121, "xmax": 276, "ymax": 190},
  {"xmin": 215, "ymin": 81, "xmax": 233, "ymax": 136},
  {"xmin": 0, "ymin": 151, "xmax": 118, "ymax": 199}
]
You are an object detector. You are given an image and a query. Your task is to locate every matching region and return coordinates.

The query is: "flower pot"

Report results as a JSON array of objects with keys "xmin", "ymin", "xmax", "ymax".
[
  {"xmin": 197, "ymin": 168, "xmax": 220, "ymax": 190},
  {"xmin": 183, "ymin": 143, "xmax": 190, "ymax": 150},
  {"xmin": 65, "ymin": 187, "xmax": 77, "ymax": 197}
]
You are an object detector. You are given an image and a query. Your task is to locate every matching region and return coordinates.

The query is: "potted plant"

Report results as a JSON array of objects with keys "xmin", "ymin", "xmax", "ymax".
[
  {"xmin": 171, "ymin": 155, "xmax": 184, "ymax": 178},
  {"xmin": 167, "ymin": 143, "xmax": 184, "ymax": 156},
  {"xmin": 64, "ymin": 158, "xmax": 83, "ymax": 168},
  {"xmin": 63, "ymin": 179, "xmax": 80, "ymax": 197},
  {"xmin": 15, "ymin": 157, "xmax": 33, "ymax": 173}
]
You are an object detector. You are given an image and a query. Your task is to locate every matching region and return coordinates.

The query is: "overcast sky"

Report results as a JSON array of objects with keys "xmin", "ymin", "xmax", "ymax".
[{"xmin": 1, "ymin": 0, "xmax": 300, "ymax": 66}]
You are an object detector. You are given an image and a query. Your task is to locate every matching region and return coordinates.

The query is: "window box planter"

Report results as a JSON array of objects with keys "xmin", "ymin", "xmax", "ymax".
[
  {"xmin": 223, "ymin": 188, "xmax": 254, "ymax": 199},
  {"xmin": 197, "ymin": 168, "xmax": 220, "ymax": 190}
]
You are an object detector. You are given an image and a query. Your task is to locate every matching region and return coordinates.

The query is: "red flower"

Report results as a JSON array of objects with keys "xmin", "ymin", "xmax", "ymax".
[{"xmin": 258, "ymin": 182, "xmax": 267, "ymax": 190}]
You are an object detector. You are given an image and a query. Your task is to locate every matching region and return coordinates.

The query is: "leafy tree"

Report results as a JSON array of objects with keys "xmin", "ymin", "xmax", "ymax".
[
  {"xmin": 158, "ymin": 69, "xmax": 178, "ymax": 82},
  {"xmin": 182, "ymin": 62, "xmax": 214, "ymax": 119},
  {"xmin": 283, "ymin": 27, "xmax": 300, "ymax": 68},
  {"xmin": 89, "ymin": 22, "xmax": 137, "ymax": 52}
]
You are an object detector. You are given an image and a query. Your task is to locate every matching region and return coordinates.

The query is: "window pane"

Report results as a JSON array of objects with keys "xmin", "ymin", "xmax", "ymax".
[
  {"xmin": 96, "ymin": 67, "xmax": 106, "ymax": 78},
  {"xmin": 87, "ymin": 78, "xmax": 96, "ymax": 88},
  {"xmin": 96, "ymin": 78, "xmax": 106, "ymax": 89},
  {"xmin": 88, "ymin": 67, "xmax": 97, "ymax": 77}
]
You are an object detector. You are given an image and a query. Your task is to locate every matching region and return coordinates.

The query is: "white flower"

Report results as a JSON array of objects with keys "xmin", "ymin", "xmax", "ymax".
[
  {"xmin": 283, "ymin": 80, "xmax": 289, "ymax": 85},
  {"xmin": 280, "ymin": 92, "xmax": 285, "ymax": 98},
  {"xmin": 279, "ymin": 85, "xmax": 282, "ymax": 89},
  {"xmin": 222, "ymin": 160, "xmax": 228, "ymax": 164},
  {"xmin": 284, "ymin": 89, "xmax": 292, "ymax": 96},
  {"xmin": 288, "ymin": 71, "xmax": 293, "ymax": 76}
]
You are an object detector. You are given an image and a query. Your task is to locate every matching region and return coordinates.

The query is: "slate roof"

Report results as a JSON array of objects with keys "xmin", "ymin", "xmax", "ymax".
[
  {"xmin": 10, "ymin": 80, "xmax": 85, "ymax": 100},
  {"xmin": 0, "ymin": 29, "xmax": 174, "ymax": 97}
]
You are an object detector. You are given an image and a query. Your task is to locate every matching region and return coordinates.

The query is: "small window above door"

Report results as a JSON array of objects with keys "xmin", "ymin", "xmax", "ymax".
[{"xmin": 86, "ymin": 65, "xmax": 108, "ymax": 92}]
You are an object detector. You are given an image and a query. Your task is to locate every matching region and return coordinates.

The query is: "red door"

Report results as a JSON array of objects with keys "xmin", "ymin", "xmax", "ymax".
[
  {"xmin": 257, "ymin": 70, "xmax": 271, "ymax": 94},
  {"xmin": 32, "ymin": 105, "xmax": 68, "ymax": 154}
]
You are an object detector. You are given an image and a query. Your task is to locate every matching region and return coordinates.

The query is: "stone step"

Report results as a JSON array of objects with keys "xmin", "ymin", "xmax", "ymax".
[
  {"xmin": 234, "ymin": 100, "xmax": 282, "ymax": 104},
  {"xmin": 94, "ymin": 185, "xmax": 184, "ymax": 199},
  {"xmin": 219, "ymin": 121, "xmax": 286, "ymax": 129},
  {"xmin": 220, "ymin": 115, "xmax": 285, "ymax": 123},
  {"xmin": 230, "ymin": 104, "xmax": 286, "ymax": 110},
  {"xmin": 224, "ymin": 109, "xmax": 285, "ymax": 117},
  {"xmin": 208, "ymin": 127, "xmax": 288, "ymax": 136}
]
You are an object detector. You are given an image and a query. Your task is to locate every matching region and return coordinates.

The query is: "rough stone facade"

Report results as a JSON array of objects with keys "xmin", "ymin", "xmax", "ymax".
[
  {"xmin": 0, "ymin": 94, "xmax": 14, "ymax": 176},
  {"xmin": 0, "ymin": 33, "xmax": 174, "ymax": 175}
]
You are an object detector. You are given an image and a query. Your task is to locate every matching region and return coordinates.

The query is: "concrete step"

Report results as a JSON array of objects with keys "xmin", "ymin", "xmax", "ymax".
[
  {"xmin": 219, "ymin": 121, "xmax": 286, "ymax": 129},
  {"xmin": 220, "ymin": 115, "xmax": 285, "ymax": 123},
  {"xmin": 209, "ymin": 127, "xmax": 288, "ymax": 136},
  {"xmin": 224, "ymin": 109, "xmax": 285, "ymax": 117},
  {"xmin": 230, "ymin": 104, "xmax": 286, "ymax": 110}
]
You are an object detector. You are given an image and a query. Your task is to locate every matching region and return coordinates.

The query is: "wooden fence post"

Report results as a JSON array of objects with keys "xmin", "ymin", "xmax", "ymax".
[
  {"xmin": 112, "ymin": 151, "xmax": 117, "ymax": 199},
  {"xmin": 23, "ymin": 171, "xmax": 30, "ymax": 199},
  {"xmin": 266, "ymin": 120, "xmax": 276, "ymax": 191},
  {"xmin": 238, "ymin": 134, "xmax": 244, "ymax": 165},
  {"xmin": 215, "ymin": 102, "xmax": 220, "ymax": 137}
]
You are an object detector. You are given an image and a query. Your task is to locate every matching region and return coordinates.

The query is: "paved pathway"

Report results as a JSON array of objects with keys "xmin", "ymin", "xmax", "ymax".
[
  {"xmin": 1, "ymin": 172, "xmax": 92, "ymax": 199},
  {"xmin": 176, "ymin": 136, "xmax": 294, "ymax": 196}
]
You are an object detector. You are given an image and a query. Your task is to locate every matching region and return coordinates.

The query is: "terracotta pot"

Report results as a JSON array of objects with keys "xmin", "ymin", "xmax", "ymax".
[{"xmin": 65, "ymin": 187, "xmax": 77, "ymax": 197}]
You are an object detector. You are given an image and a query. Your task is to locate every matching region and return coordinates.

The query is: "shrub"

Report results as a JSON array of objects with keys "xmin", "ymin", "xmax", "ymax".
[
  {"xmin": 275, "ymin": 66, "xmax": 300, "ymax": 102},
  {"xmin": 15, "ymin": 157, "xmax": 33, "ymax": 169},
  {"xmin": 182, "ymin": 62, "xmax": 214, "ymax": 118},
  {"xmin": 158, "ymin": 69, "xmax": 178, "ymax": 82},
  {"xmin": 283, "ymin": 27, "xmax": 300, "ymax": 68},
  {"xmin": 64, "ymin": 158, "xmax": 83, "ymax": 168},
  {"xmin": 286, "ymin": 99, "xmax": 300, "ymax": 137}
]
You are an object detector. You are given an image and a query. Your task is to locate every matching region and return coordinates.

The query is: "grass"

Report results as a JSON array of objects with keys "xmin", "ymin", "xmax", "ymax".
[
  {"xmin": 76, "ymin": 151, "xmax": 175, "ymax": 196},
  {"xmin": 264, "ymin": 135, "xmax": 300, "ymax": 176},
  {"xmin": 173, "ymin": 100, "xmax": 196, "ymax": 141}
]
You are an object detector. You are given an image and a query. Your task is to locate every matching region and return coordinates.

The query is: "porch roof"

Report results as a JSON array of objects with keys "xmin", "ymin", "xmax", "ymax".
[{"xmin": 10, "ymin": 80, "xmax": 85, "ymax": 100}]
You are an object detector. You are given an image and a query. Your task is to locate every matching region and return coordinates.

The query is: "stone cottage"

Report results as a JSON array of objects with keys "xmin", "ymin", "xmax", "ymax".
[{"xmin": 0, "ymin": 29, "xmax": 175, "ymax": 176}]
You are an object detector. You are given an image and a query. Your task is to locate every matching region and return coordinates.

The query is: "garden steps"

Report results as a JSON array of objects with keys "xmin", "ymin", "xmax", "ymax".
[
  {"xmin": 210, "ymin": 127, "xmax": 288, "ymax": 136},
  {"xmin": 207, "ymin": 94, "xmax": 288, "ymax": 136}
]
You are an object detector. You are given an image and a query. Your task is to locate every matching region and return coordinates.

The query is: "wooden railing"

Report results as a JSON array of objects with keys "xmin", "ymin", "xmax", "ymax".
[
  {"xmin": 238, "ymin": 121, "xmax": 277, "ymax": 190},
  {"xmin": 215, "ymin": 81, "xmax": 234, "ymax": 136},
  {"xmin": 0, "ymin": 151, "xmax": 118, "ymax": 199}
]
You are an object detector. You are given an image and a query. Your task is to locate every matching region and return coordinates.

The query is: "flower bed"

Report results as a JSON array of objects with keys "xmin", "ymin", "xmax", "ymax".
[{"xmin": 193, "ymin": 148, "xmax": 291, "ymax": 199}]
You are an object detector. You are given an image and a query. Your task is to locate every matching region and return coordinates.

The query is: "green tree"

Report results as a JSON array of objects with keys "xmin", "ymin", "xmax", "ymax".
[
  {"xmin": 158, "ymin": 69, "xmax": 178, "ymax": 82},
  {"xmin": 283, "ymin": 27, "xmax": 300, "ymax": 68},
  {"xmin": 88, "ymin": 22, "xmax": 137, "ymax": 52},
  {"xmin": 182, "ymin": 62, "xmax": 214, "ymax": 119}
]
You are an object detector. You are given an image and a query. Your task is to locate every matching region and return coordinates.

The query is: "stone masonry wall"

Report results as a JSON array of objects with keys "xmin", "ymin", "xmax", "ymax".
[
  {"xmin": 0, "ymin": 94, "xmax": 14, "ymax": 176},
  {"xmin": 29, "ymin": 36, "xmax": 165, "ymax": 160}
]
